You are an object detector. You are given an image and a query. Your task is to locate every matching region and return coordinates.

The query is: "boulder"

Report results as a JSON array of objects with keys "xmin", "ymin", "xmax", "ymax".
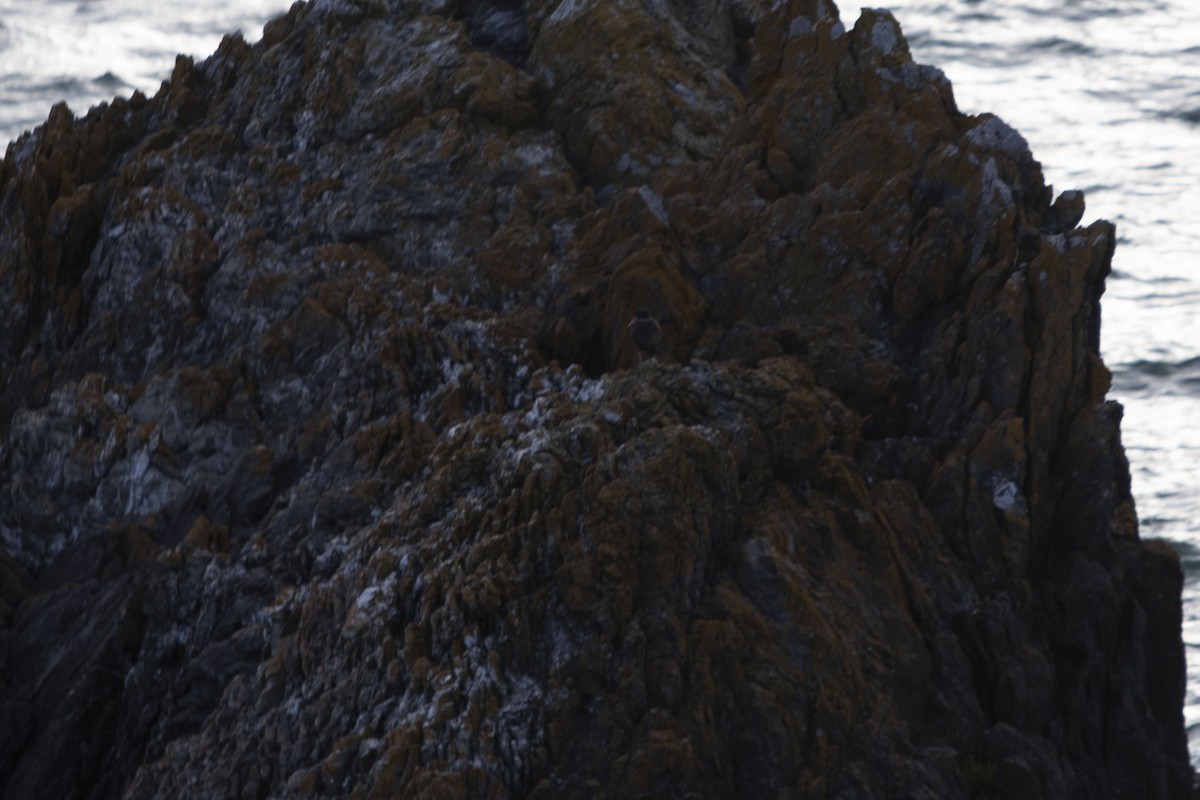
[{"xmin": 0, "ymin": 0, "xmax": 1191, "ymax": 798}]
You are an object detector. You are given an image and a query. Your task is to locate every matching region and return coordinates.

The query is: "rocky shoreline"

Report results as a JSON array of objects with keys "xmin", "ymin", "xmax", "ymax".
[{"xmin": 0, "ymin": 0, "xmax": 1193, "ymax": 797}]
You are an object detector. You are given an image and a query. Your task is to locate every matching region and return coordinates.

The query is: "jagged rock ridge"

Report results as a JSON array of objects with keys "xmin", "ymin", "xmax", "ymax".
[{"xmin": 0, "ymin": 0, "xmax": 1192, "ymax": 797}]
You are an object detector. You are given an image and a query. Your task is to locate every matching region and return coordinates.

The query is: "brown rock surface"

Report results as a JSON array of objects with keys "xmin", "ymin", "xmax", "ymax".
[{"xmin": 0, "ymin": 0, "xmax": 1192, "ymax": 798}]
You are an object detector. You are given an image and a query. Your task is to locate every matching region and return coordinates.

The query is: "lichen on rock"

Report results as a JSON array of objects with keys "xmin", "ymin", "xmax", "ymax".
[{"xmin": 0, "ymin": 0, "xmax": 1192, "ymax": 798}]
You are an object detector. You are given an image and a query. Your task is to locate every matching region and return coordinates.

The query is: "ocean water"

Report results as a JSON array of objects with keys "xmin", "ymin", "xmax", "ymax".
[
  {"xmin": 0, "ymin": 0, "xmax": 293, "ymax": 146},
  {"xmin": 1, "ymin": 0, "xmax": 1198, "ymax": 767}
]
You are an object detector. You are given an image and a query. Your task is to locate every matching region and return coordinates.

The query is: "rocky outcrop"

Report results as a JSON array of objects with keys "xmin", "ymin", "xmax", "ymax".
[{"xmin": 0, "ymin": 0, "xmax": 1192, "ymax": 797}]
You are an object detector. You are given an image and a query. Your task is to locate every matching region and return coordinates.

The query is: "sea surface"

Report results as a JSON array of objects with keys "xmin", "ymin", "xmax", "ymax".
[
  {"xmin": 0, "ymin": 0, "xmax": 293, "ymax": 145},
  {"xmin": 2, "ymin": 0, "xmax": 1199, "ymax": 767}
]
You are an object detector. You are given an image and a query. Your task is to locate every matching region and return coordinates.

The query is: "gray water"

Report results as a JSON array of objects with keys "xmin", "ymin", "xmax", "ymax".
[
  {"xmin": 0, "ymin": 0, "xmax": 292, "ymax": 145},
  {"xmin": 2, "ymin": 0, "xmax": 1199, "ymax": 767}
]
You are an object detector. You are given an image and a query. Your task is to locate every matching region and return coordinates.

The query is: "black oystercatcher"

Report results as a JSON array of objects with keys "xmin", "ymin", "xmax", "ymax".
[{"xmin": 627, "ymin": 309, "xmax": 662, "ymax": 362}]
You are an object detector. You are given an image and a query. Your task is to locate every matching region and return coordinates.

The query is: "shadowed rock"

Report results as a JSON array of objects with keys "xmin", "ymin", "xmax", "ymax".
[
  {"xmin": 627, "ymin": 309, "xmax": 663, "ymax": 362},
  {"xmin": 0, "ymin": 0, "xmax": 1191, "ymax": 798}
]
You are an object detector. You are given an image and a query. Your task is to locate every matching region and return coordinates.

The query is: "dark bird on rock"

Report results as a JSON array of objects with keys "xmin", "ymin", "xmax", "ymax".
[{"xmin": 627, "ymin": 309, "xmax": 662, "ymax": 362}]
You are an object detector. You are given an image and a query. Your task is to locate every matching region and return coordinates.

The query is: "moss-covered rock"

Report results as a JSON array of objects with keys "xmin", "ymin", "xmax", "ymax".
[{"xmin": 0, "ymin": 0, "xmax": 1190, "ymax": 798}]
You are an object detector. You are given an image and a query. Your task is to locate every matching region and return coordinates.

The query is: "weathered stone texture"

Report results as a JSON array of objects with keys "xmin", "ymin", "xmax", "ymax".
[{"xmin": 0, "ymin": 0, "xmax": 1192, "ymax": 798}]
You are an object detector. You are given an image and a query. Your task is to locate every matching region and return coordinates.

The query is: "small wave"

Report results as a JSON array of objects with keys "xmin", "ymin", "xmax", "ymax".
[
  {"xmin": 906, "ymin": 34, "xmax": 990, "ymax": 61},
  {"xmin": 1082, "ymin": 87, "xmax": 1145, "ymax": 108},
  {"xmin": 1164, "ymin": 107, "xmax": 1200, "ymax": 125},
  {"xmin": 1051, "ymin": 1, "xmax": 1144, "ymax": 24},
  {"xmin": 1134, "ymin": 161, "xmax": 1176, "ymax": 171},
  {"xmin": 1082, "ymin": 182, "xmax": 1120, "ymax": 194},
  {"xmin": 1109, "ymin": 269, "xmax": 1189, "ymax": 285},
  {"xmin": 1119, "ymin": 356, "xmax": 1200, "ymax": 377},
  {"xmin": 1138, "ymin": 289, "xmax": 1200, "ymax": 304},
  {"xmin": 960, "ymin": 12, "xmax": 1002, "ymax": 24},
  {"xmin": 1028, "ymin": 36, "xmax": 1096, "ymax": 57},
  {"xmin": 1111, "ymin": 356, "xmax": 1200, "ymax": 396},
  {"xmin": 22, "ymin": 76, "xmax": 89, "ymax": 97}
]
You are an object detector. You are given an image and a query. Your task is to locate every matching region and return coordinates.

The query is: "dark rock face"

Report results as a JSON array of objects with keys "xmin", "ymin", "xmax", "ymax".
[{"xmin": 0, "ymin": 0, "xmax": 1192, "ymax": 797}]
